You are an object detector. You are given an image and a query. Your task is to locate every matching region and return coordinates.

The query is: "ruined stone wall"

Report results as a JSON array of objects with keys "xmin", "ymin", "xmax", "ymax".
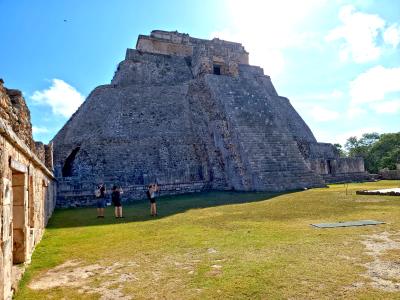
[
  {"xmin": 34, "ymin": 142, "xmax": 46, "ymax": 162},
  {"xmin": 191, "ymin": 39, "xmax": 249, "ymax": 77},
  {"xmin": 114, "ymin": 50, "xmax": 193, "ymax": 87},
  {"xmin": 0, "ymin": 118, "xmax": 56, "ymax": 300},
  {"xmin": 296, "ymin": 139, "xmax": 369, "ymax": 182},
  {"xmin": 379, "ymin": 165, "xmax": 400, "ymax": 180},
  {"xmin": 305, "ymin": 157, "xmax": 368, "ymax": 183},
  {"xmin": 151, "ymin": 30, "xmax": 191, "ymax": 43},
  {"xmin": 297, "ymin": 142, "xmax": 336, "ymax": 159},
  {"xmin": 136, "ymin": 35, "xmax": 193, "ymax": 57},
  {"xmin": 136, "ymin": 30, "xmax": 248, "ymax": 78},
  {"xmin": 0, "ymin": 81, "xmax": 53, "ymax": 171},
  {"xmin": 0, "ymin": 81, "xmax": 34, "ymax": 151}
]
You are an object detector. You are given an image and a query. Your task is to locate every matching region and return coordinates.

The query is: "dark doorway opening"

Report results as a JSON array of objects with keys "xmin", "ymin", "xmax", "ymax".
[
  {"xmin": 12, "ymin": 171, "xmax": 27, "ymax": 264},
  {"xmin": 327, "ymin": 160, "xmax": 333, "ymax": 174},
  {"xmin": 62, "ymin": 147, "xmax": 80, "ymax": 177},
  {"xmin": 213, "ymin": 65, "xmax": 221, "ymax": 75}
]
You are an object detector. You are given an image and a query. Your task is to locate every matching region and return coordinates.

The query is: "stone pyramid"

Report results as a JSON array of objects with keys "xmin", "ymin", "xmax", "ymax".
[{"xmin": 53, "ymin": 30, "xmax": 367, "ymax": 207}]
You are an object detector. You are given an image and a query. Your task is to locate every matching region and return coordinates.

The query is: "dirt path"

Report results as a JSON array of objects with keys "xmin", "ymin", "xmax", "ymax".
[
  {"xmin": 29, "ymin": 260, "xmax": 137, "ymax": 300},
  {"xmin": 361, "ymin": 231, "xmax": 400, "ymax": 292}
]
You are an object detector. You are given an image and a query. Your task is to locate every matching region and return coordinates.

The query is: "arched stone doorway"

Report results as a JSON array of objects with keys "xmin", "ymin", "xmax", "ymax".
[{"xmin": 62, "ymin": 147, "xmax": 80, "ymax": 177}]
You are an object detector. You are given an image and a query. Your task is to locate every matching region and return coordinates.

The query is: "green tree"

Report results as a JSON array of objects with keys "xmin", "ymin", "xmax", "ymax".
[
  {"xmin": 367, "ymin": 133, "xmax": 400, "ymax": 173},
  {"xmin": 333, "ymin": 143, "xmax": 346, "ymax": 157},
  {"xmin": 344, "ymin": 133, "xmax": 379, "ymax": 160},
  {"xmin": 360, "ymin": 132, "xmax": 380, "ymax": 147},
  {"xmin": 344, "ymin": 132, "xmax": 399, "ymax": 173}
]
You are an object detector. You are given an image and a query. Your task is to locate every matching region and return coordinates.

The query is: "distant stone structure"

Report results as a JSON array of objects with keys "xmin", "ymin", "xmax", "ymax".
[
  {"xmin": 52, "ymin": 30, "xmax": 369, "ymax": 207},
  {"xmin": 0, "ymin": 80, "xmax": 56, "ymax": 300},
  {"xmin": 379, "ymin": 164, "xmax": 400, "ymax": 180}
]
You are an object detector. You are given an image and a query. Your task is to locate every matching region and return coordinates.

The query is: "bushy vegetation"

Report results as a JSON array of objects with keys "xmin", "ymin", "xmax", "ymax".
[{"xmin": 343, "ymin": 132, "xmax": 400, "ymax": 173}]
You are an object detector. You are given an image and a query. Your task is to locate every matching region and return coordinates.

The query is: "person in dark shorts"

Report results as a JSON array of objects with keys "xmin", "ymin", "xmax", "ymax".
[
  {"xmin": 147, "ymin": 183, "xmax": 159, "ymax": 216},
  {"xmin": 111, "ymin": 185, "xmax": 124, "ymax": 218},
  {"xmin": 95, "ymin": 183, "xmax": 106, "ymax": 218}
]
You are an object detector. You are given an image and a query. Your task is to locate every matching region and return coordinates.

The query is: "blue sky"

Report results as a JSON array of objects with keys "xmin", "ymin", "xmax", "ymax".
[{"xmin": 1, "ymin": 0, "xmax": 399, "ymax": 145}]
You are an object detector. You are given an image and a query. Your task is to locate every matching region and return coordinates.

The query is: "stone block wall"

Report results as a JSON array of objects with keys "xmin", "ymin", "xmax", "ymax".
[
  {"xmin": 191, "ymin": 39, "xmax": 248, "ymax": 77},
  {"xmin": 114, "ymin": 50, "xmax": 193, "ymax": 87},
  {"xmin": 379, "ymin": 164, "xmax": 400, "ymax": 179},
  {"xmin": 56, "ymin": 178, "xmax": 210, "ymax": 208},
  {"xmin": 0, "ymin": 85, "xmax": 56, "ymax": 299},
  {"xmin": 0, "ymin": 81, "xmax": 52, "ymax": 168},
  {"xmin": 296, "ymin": 140, "xmax": 368, "ymax": 183},
  {"xmin": 0, "ymin": 81, "xmax": 34, "ymax": 151},
  {"xmin": 136, "ymin": 35, "xmax": 193, "ymax": 57},
  {"xmin": 306, "ymin": 157, "xmax": 368, "ymax": 183},
  {"xmin": 135, "ymin": 30, "xmax": 248, "ymax": 78}
]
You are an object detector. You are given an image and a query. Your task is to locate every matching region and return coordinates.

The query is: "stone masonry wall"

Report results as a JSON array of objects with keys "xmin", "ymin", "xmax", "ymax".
[
  {"xmin": 0, "ymin": 117, "xmax": 56, "ymax": 300},
  {"xmin": 379, "ymin": 164, "xmax": 400, "ymax": 180},
  {"xmin": 0, "ymin": 81, "xmax": 34, "ymax": 151},
  {"xmin": 0, "ymin": 80, "xmax": 53, "ymax": 171},
  {"xmin": 136, "ymin": 35, "xmax": 193, "ymax": 57},
  {"xmin": 136, "ymin": 30, "xmax": 248, "ymax": 78}
]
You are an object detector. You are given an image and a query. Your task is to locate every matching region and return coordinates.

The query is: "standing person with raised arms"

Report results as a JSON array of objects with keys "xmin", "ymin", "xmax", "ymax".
[
  {"xmin": 95, "ymin": 183, "xmax": 106, "ymax": 218},
  {"xmin": 111, "ymin": 185, "xmax": 124, "ymax": 218},
  {"xmin": 147, "ymin": 183, "xmax": 160, "ymax": 216}
]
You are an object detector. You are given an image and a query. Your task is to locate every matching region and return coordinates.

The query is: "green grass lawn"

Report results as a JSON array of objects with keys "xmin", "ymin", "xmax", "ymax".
[{"xmin": 15, "ymin": 181, "xmax": 400, "ymax": 299}]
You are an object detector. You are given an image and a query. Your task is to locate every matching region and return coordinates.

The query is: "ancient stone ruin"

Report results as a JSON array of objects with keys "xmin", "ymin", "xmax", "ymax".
[
  {"xmin": 379, "ymin": 164, "xmax": 400, "ymax": 180},
  {"xmin": 0, "ymin": 80, "xmax": 56, "ymax": 300},
  {"xmin": 53, "ymin": 30, "xmax": 369, "ymax": 207}
]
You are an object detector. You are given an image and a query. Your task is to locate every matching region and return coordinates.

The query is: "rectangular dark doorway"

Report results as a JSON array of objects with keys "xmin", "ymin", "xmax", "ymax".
[
  {"xmin": 12, "ymin": 171, "xmax": 27, "ymax": 264},
  {"xmin": 213, "ymin": 65, "xmax": 221, "ymax": 75},
  {"xmin": 327, "ymin": 160, "xmax": 333, "ymax": 174}
]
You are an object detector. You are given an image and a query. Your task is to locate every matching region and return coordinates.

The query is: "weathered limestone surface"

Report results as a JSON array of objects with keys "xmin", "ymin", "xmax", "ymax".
[
  {"xmin": 379, "ymin": 164, "xmax": 400, "ymax": 180},
  {"xmin": 52, "ymin": 30, "xmax": 369, "ymax": 207},
  {"xmin": 0, "ymin": 81, "xmax": 34, "ymax": 150},
  {"xmin": 0, "ymin": 81, "xmax": 53, "ymax": 171},
  {"xmin": 0, "ymin": 81, "xmax": 56, "ymax": 300}
]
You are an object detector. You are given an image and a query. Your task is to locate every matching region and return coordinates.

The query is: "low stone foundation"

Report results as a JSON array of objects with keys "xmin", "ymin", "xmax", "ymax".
[
  {"xmin": 379, "ymin": 165, "xmax": 400, "ymax": 180},
  {"xmin": 322, "ymin": 172, "xmax": 372, "ymax": 184},
  {"xmin": 56, "ymin": 179, "xmax": 212, "ymax": 208},
  {"xmin": 356, "ymin": 188, "xmax": 400, "ymax": 196}
]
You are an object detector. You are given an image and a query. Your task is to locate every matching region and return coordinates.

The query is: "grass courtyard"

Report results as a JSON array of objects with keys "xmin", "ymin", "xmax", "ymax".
[{"xmin": 15, "ymin": 180, "xmax": 400, "ymax": 299}]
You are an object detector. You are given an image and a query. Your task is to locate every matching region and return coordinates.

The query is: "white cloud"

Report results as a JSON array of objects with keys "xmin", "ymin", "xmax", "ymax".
[
  {"xmin": 294, "ymin": 90, "xmax": 344, "ymax": 102},
  {"xmin": 346, "ymin": 105, "xmax": 367, "ymax": 119},
  {"xmin": 350, "ymin": 65, "xmax": 400, "ymax": 104},
  {"xmin": 32, "ymin": 126, "xmax": 49, "ymax": 134},
  {"xmin": 383, "ymin": 24, "xmax": 400, "ymax": 48},
  {"xmin": 347, "ymin": 65, "xmax": 400, "ymax": 117},
  {"xmin": 213, "ymin": 0, "xmax": 327, "ymax": 77},
  {"xmin": 310, "ymin": 106, "xmax": 340, "ymax": 122},
  {"xmin": 31, "ymin": 79, "xmax": 84, "ymax": 118},
  {"xmin": 325, "ymin": 5, "xmax": 385, "ymax": 63},
  {"xmin": 369, "ymin": 100, "xmax": 400, "ymax": 114}
]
